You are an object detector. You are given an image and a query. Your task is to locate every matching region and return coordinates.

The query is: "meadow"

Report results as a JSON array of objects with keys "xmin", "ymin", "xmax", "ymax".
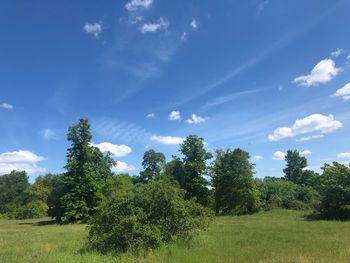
[{"xmin": 0, "ymin": 209, "xmax": 349, "ymax": 263}]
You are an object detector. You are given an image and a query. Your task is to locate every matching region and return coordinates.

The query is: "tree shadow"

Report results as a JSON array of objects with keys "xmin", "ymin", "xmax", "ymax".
[{"xmin": 302, "ymin": 212, "xmax": 348, "ymax": 222}]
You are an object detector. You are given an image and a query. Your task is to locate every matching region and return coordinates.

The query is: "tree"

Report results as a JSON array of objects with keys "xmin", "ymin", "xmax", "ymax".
[
  {"xmin": 55, "ymin": 118, "xmax": 116, "ymax": 223},
  {"xmin": 176, "ymin": 135, "xmax": 212, "ymax": 206},
  {"xmin": 283, "ymin": 150, "xmax": 308, "ymax": 185},
  {"xmin": 139, "ymin": 150, "xmax": 166, "ymax": 183},
  {"xmin": 319, "ymin": 162, "xmax": 350, "ymax": 219},
  {"xmin": 0, "ymin": 171, "xmax": 29, "ymax": 215},
  {"xmin": 211, "ymin": 149, "xmax": 261, "ymax": 215}
]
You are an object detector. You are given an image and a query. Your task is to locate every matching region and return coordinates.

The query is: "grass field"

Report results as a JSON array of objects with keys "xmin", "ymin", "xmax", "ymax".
[{"xmin": 0, "ymin": 209, "xmax": 349, "ymax": 263}]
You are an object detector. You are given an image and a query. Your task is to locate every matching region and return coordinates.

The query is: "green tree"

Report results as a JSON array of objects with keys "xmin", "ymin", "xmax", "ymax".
[
  {"xmin": 211, "ymin": 149, "xmax": 261, "ymax": 215},
  {"xmin": 319, "ymin": 162, "xmax": 350, "ymax": 219},
  {"xmin": 139, "ymin": 150, "xmax": 166, "ymax": 183},
  {"xmin": 56, "ymin": 118, "xmax": 116, "ymax": 223},
  {"xmin": 283, "ymin": 150, "xmax": 308, "ymax": 185},
  {"xmin": 0, "ymin": 171, "xmax": 29, "ymax": 215},
  {"xmin": 176, "ymin": 135, "xmax": 212, "ymax": 206}
]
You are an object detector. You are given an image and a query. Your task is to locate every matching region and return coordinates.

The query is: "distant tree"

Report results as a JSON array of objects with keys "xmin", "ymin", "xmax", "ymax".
[
  {"xmin": 56, "ymin": 118, "xmax": 116, "ymax": 223},
  {"xmin": 0, "ymin": 171, "xmax": 29, "ymax": 215},
  {"xmin": 211, "ymin": 149, "xmax": 261, "ymax": 215},
  {"xmin": 176, "ymin": 135, "xmax": 212, "ymax": 206},
  {"xmin": 319, "ymin": 162, "xmax": 350, "ymax": 219},
  {"xmin": 283, "ymin": 150, "xmax": 308, "ymax": 185},
  {"xmin": 139, "ymin": 150, "xmax": 166, "ymax": 183}
]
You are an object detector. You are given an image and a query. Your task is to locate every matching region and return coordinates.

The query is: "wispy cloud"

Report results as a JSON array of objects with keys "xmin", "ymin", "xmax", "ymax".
[
  {"xmin": 141, "ymin": 17, "xmax": 169, "ymax": 34},
  {"xmin": 190, "ymin": 19, "xmax": 198, "ymax": 30},
  {"xmin": 169, "ymin": 111, "xmax": 181, "ymax": 121},
  {"xmin": 0, "ymin": 103, "xmax": 14, "ymax": 110},
  {"xmin": 186, "ymin": 114, "xmax": 206, "ymax": 124},
  {"xmin": 257, "ymin": 0, "xmax": 269, "ymax": 15},
  {"xmin": 125, "ymin": 0, "xmax": 153, "ymax": 11},
  {"xmin": 150, "ymin": 135, "xmax": 185, "ymax": 145},
  {"xmin": 296, "ymin": 134, "xmax": 324, "ymax": 142},
  {"xmin": 333, "ymin": 82, "xmax": 350, "ymax": 101},
  {"xmin": 204, "ymin": 89, "xmax": 259, "ymax": 108},
  {"xmin": 330, "ymin": 48, "xmax": 345, "ymax": 58},
  {"xmin": 40, "ymin": 129, "xmax": 56, "ymax": 140},
  {"xmin": 146, "ymin": 113, "xmax": 155, "ymax": 118},
  {"xmin": 83, "ymin": 22, "xmax": 102, "ymax": 38}
]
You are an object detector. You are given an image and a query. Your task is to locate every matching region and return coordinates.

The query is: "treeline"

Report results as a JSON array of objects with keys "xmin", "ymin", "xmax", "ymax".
[{"xmin": 0, "ymin": 118, "xmax": 349, "ymax": 252}]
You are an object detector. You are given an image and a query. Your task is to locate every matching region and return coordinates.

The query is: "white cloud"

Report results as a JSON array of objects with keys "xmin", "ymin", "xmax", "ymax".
[
  {"xmin": 296, "ymin": 134, "xmax": 324, "ymax": 142},
  {"xmin": 337, "ymin": 152, "xmax": 350, "ymax": 159},
  {"xmin": 0, "ymin": 150, "xmax": 46, "ymax": 175},
  {"xmin": 125, "ymin": 0, "xmax": 153, "ymax": 11},
  {"xmin": 112, "ymin": 161, "xmax": 136, "ymax": 173},
  {"xmin": 190, "ymin": 19, "xmax": 198, "ymax": 30},
  {"xmin": 333, "ymin": 82, "xmax": 350, "ymax": 101},
  {"xmin": 293, "ymin": 59, "xmax": 340, "ymax": 87},
  {"xmin": 300, "ymin": 150, "xmax": 312, "ymax": 156},
  {"xmin": 169, "ymin": 111, "xmax": 181, "ymax": 121},
  {"xmin": 330, "ymin": 48, "xmax": 345, "ymax": 58},
  {"xmin": 146, "ymin": 113, "xmax": 155, "ymax": 118},
  {"xmin": 272, "ymin": 151, "xmax": 286, "ymax": 161},
  {"xmin": 257, "ymin": 0, "xmax": 269, "ymax": 14},
  {"xmin": 40, "ymin": 129, "xmax": 56, "ymax": 140},
  {"xmin": 253, "ymin": 155, "xmax": 263, "ymax": 161},
  {"xmin": 0, "ymin": 103, "xmax": 13, "ymax": 110},
  {"xmin": 141, "ymin": 17, "xmax": 169, "ymax": 34},
  {"xmin": 348, "ymin": 54, "xmax": 350, "ymax": 60},
  {"xmin": 186, "ymin": 114, "xmax": 206, "ymax": 124},
  {"xmin": 150, "ymin": 135, "xmax": 185, "ymax": 145},
  {"xmin": 268, "ymin": 114, "xmax": 342, "ymax": 141},
  {"xmin": 181, "ymin": 32, "xmax": 187, "ymax": 41},
  {"xmin": 83, "ymin": 22, "xmax": 102, "ymax": 38},
  {"xmin": 91, "ymin": 142, "xmax": 132, "ymax": 157}
]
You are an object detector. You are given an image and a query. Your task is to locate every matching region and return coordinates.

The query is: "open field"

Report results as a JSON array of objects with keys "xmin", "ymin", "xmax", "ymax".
[{"xmin": 0, "ymin": 210, "xmax": 349, "ymax": 263}]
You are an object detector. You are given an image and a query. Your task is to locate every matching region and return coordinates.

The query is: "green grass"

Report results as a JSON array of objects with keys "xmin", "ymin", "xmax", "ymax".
[{"xmin": 0, "ymin": 210, "xmax": 349, "ymax": 263}]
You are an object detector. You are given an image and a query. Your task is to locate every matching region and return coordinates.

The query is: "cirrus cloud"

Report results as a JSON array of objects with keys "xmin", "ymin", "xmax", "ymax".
[{"xmin": 268, "ymin": 114, "xmax": 342, "ymax": 141}]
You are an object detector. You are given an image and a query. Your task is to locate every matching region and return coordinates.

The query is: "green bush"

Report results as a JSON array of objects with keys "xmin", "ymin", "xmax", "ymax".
[
  {"xmin": 13, "ymin": 200, "xmax": 48, "ymax": 219},
  {"xmin": 258, "ymin": 177, "xmax": 320, "ymax": 210},
  {"xmin": 319, "ymin": 163, "xmax": 350, "ymax": 219},
  {"xmin": 88, "ymin": 178, "xmax": 213, "ymax": 253}
]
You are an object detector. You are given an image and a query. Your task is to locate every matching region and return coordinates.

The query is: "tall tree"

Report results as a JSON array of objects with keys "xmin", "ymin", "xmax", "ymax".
[
  {"xmin": 211, "ymin": 148, "xmax": 261, "ymax": 215},
  {"xmin": 56, "ymin": 118, "xmax": 115, "ymax": 223},
  {"xmin": 139, "ymin": 150, "xmax": 166, "ymax": 183},
  {"xmin": 175, "ymin": 135, "xmax": 212, "ymax": 205},
  {"xmin": 283, "ymin": 150, "xmax": 307, "ymax": 185}
]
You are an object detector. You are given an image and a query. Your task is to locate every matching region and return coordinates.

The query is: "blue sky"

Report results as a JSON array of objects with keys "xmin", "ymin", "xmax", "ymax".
[{"xmin": 1, "ymin": 0, "xmax": 350, "ymax": 182}]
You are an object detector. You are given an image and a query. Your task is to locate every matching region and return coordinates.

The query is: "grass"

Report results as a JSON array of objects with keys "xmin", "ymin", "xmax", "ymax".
[{"xmin": 0, "ymin": 209, "xmax": 349, "ymax": 263}]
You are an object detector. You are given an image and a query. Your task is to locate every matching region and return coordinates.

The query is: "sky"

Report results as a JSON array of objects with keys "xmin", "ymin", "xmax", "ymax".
[{"xmin": 1, "ymin": 0, "xmax": 350, "ymax": 182}]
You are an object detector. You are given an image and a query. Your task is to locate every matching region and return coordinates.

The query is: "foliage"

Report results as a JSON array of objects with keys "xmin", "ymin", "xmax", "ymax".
[
  {"xmin": 211, "ymin": 148, "xmax": 261, "ymax": 215},
  {"xmin": 283, "ymin": 150, "xmax": 308, "ymax": 185},
  {"xmin": 318, "ymin": 162, "xmax": 350, "ymax": 219},
  {"xmin": 88, "ymin": 178, "xmax": 213, "ymax": 253},
  {"xmin": 0, "ymin": 171, "xmax": 29, "ymax": 215},
  {"xmin": 169, "ymin": 135, "xmax": 212, "ymax": 206},
  {"xmin": 54, "ymin": 118, "xmax": 116, "ymax": 223},
  {"xmin": 139, "ymin": 150, "xmax": 166, "ymax": 183},
  {"xmin": 257, "ymin": 177, "xmax": 320, "ymax": 210},
  {"xmin": 13, "ymin": 201, "xmax": 48, "ymax": 219}
]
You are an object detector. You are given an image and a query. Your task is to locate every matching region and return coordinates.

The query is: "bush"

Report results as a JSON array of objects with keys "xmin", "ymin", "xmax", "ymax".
[
  {"xmin": 13, "ymin": 201, "xmax": 48, "ymax": 219},
  {"xmin": 88, "ymin": 178, "xmax": 213, "ymax": 253},
  {"xmin": 319, "ymin": 163, "xmax": 350, "ymax": 219},
  {"xmin": 258, "ymin": 177, "xmax": 320, "ymax": 210}
]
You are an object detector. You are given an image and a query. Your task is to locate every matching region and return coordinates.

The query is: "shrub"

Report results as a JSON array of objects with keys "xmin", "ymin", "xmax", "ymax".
[
  {"xmin": 319, "ymin": 163, "xmax": 350, "ymax": 219},
  {"xmin": 88, "ymin": 178, "xmax": 213, "ymax": 253},
  {"xmin": 13, "ymin": 200, "xmax": 48, "ymax": 219}
]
